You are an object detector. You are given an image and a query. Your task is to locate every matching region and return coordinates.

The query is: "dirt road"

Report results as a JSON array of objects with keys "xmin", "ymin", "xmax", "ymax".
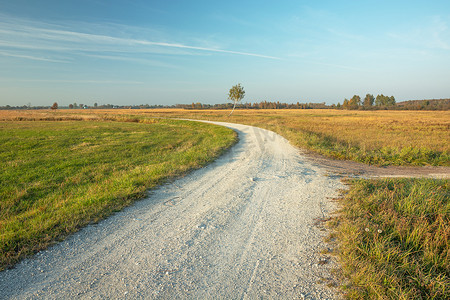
[{"xmin": 0, "ymin": 122, "xmax": 346, "ymax": 299}]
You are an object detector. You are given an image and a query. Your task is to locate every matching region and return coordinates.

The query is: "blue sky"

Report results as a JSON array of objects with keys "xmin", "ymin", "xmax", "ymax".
[{"xmin": 1, "ymin": 0, "xmax": 449, "ymax": 106}]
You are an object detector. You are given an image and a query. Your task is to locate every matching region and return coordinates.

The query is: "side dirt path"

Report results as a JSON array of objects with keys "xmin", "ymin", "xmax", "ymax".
[
  {"xmin": 0, "ymin": 121, "xmax": 447, "ymax": 299},
  {"xmin": 304, "ymin": 152, "xmax": 449, "ymax": 179}
]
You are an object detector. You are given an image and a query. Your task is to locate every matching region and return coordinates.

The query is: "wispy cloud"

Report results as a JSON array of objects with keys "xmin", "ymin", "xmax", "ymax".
[
  {"xmin": 0, "ymin": 14, "xmax": 280, "ymax": 63},
  {"xmin": 387, "ymin": 16, "xmax": 450, "ymax": 51},
  {"xmin": 0, "ymin": 50, "xmax": 70, "ymax": 63},
  {"xmin": 286, "ymin": 51, "xmax": 361, "ymax": 71},
  {"xmin": 287, "ymin": 54, "xmax": 361, "ymax": 71},
  {"xmin": 309, "ymin": 60, "xmax": 361, "ymax": 71},
  {"xmin": 0, "ymin": 78, "xmax": 144, "ymax": 85},
  {"xmin": 325, "ymin": 28, "xmax": 366, "ymax": 42},
  {"xmin": 82, "ymin": 53, "xmax": 180, "ymax": 69},
  {"xmin": 133, "ymin": 39, "xmax": 280, "ymax": 59}
]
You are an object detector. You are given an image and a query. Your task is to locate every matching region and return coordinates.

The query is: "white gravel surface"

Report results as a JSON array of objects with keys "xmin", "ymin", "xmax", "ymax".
[{"xmin": 0, "ymin": 121, "xmax": 344, "ymax": 299}]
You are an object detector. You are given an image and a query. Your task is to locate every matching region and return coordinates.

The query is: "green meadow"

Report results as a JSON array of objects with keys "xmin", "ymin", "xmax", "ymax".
[
  {"xmin": 331, "ymin": 178, "xmax": 449, "ymax": 299},
  {"xmin": 0, "ymin": 118, "xmax": 236, "ymax": 270}
]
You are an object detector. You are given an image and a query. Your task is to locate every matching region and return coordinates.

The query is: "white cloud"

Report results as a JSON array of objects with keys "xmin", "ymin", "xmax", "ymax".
[
  {"xmin": 0, "ymin": 78, "xmax": 144, "ymax": 85},
  {"xmin": 0, "ymin": 14, "xmax": 280, "ymax": 63},
  {"xmin": 387, "ymin": 16, "xmax": 450, "ymax": 51},
  {"xmin": 82, "ymin": 53, "xmax": 179, "ymax": 69},
  {"xmin": 0, "ymin": 50, "xmax": 70, "ymax": 63}
]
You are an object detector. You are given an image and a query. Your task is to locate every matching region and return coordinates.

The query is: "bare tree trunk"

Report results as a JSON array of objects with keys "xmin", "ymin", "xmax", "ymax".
[{"xmin": 228, "ymin": 101, "xmax": 237, "ymax": 116}]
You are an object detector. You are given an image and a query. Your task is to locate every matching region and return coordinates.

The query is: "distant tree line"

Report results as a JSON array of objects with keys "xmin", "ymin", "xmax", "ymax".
[
  {"xmin": 339, "ymin": 94, "xmax": 396, "ymax": 110},
  {"xmin": 178, "ymin": 101, "xmax": 329, "ymax": 110},
  {"xmin": 1, "ymin": 98, "xmax": 448, "ymax": 111},
  {"xmin": 395, "ymin": 99, "xmax": 450, "ymax": 110},
  {"xmin": 337, "ymin": 95, "xmax": 449, "ymax": 110}
]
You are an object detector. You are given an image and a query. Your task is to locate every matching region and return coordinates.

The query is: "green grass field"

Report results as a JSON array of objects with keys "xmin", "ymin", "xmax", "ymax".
[
  {"xmin": 331, "ymin": 178, "xmax": 449, "ymax": 299},
  {"xmin": 0, "ymin": 118, "xmax": 236, "ymax": 270}
]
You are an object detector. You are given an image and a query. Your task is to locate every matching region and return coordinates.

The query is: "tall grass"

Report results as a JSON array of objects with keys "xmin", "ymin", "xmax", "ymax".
[
  {"xmin": 0, "ymin": 118, "xmax": 236, "ymax": 270},
  {"xmin": 331, "ymin": 178, "xmax": 449, "ymax": 299}
]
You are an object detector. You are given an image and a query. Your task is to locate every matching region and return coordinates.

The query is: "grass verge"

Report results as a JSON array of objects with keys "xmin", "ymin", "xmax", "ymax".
[
  {"xmin": 330, "ymin": 178, "xmax": 449, "ymax": 299},
  {"xmin": 0, "ymin": 118, "xmax": 237, "ymax": 270}
]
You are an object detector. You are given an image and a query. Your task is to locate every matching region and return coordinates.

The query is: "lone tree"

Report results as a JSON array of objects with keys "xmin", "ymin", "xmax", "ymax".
[
  {"xmin": 51, "ymin": 102, "xmax": 58, "ymax": 110},
  {"xmin": 228, "ymin": 83, "xmax": 245, "ymax": 116}
]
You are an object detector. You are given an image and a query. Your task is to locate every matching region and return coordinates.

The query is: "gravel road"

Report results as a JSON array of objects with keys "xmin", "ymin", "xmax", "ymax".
[{"xmin": 0, "ymin": 121, "xmax": 344, "ymax": 299}]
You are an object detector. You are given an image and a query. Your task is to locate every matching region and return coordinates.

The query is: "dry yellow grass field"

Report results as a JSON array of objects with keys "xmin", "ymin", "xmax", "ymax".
[
  {"xmin": 145, "ymin": 109, "xmax": 449, "ymax": 152},
  {"xmin": 2, "ymin": 108, "xmax": 449, "ymax": 165}
]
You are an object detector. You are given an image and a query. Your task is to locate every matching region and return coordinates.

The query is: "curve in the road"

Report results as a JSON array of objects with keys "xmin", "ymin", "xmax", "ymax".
[{"xmin": 0, "ymin": 121, "xmax": 344, "ymax": 299}]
